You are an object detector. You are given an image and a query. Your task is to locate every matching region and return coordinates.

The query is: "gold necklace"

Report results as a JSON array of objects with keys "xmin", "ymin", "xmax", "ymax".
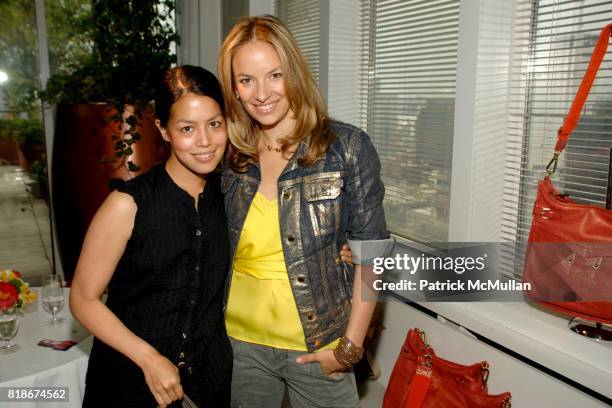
[
  {"xmin": 265, "ymin": 144, "xmax": 282, "ymax": 153},
  {"xmin": 262, "ymin": 139, "xmax": 282, "ymax": 153}
]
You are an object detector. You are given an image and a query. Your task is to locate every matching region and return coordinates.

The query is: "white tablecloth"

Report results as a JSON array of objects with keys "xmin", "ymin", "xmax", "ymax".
[{"xmin": 0, "ymin": 288, "xmax": 92, "ymax": 408}]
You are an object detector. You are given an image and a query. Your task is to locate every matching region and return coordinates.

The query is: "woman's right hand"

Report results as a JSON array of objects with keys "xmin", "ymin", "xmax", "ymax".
[{"xmin": 140, "ymin": 349, "xmax": 184, "ymax": 407}]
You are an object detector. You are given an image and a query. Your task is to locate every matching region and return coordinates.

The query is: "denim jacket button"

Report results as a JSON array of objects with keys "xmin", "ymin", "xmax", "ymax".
[
  {"xmin": 283, "ymin": 192, "xmax": 291, "ymax": 200},
  {"xmin": 314, "ymin": 339, "xmax": 321, "ymax": 348},
  {"xmin": 307, "ymin": 313, "xmax": 315, "ymax": 320},
  {"xmin": 297, "ymin": 275, "xmax": 306, "ymax": 283},
  {"xmin": 288, "ymin": 235, "xmax": 295, "ymax": 243}
]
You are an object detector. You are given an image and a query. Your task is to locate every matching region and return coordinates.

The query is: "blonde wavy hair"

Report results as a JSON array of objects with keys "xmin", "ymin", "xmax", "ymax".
[{"xmin": 218, "ymin": 15, "xmax": 333, "ymax": 171}]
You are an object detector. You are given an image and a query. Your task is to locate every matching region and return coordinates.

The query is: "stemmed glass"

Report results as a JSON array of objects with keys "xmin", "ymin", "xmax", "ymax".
[
  {"xmin": 0, "ymin": 305, "xmax": 20, "ymax": 353},
  {"xmin": 41, "ymin": 274, "xmax": 64, "ymax": 326}
]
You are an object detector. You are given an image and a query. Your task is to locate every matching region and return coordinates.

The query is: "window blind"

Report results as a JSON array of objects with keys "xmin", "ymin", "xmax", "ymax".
[
  {"xmin": 502, "ymin": 0, "xmax": 612, "ymax": 277},
  {"xmin": 360, "ymin": 0, "xmax": 460, "ymax": 242},
  {"xmin": 276, "ymin": 0, "xmax": 320, "ymax": 84},
  {"xmin": 327, "ymin": 0, "xmax": 362, "ymax": 126}
]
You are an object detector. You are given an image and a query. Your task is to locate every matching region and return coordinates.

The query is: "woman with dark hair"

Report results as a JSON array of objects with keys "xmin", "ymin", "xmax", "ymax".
[
  {"xmin": 218, "ymin": 16, "xmax": 393, "ymax": 408},
  {"xmin": 70, "ymin": 65, "xmax": 232, "ymax": 408}
]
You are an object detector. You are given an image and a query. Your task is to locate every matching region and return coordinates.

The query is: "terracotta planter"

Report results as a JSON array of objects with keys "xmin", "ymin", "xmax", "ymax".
[
  {"xmin": 17, "ymin": 142, "xmax": 45, "ymax": 172},
  {"xmin": 0, "ymin": 139, "xmax": 19, "ymax": 165},
  {"xmin": 52, "ymin": 103, "xmax": 168, "ymax": 280}
]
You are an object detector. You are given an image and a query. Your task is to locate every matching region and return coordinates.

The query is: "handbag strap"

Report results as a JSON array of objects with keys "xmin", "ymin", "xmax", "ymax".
[
  {"xmin": 403, "ymin": 330, "xmax": 433, "ymax": 408},
  {"xmin": 547, "ymin": 24, "xmax": 612, "ymax": 174},
  {"xmin": 555, "ymin": 24, "xmax": 612, "ymax": 153},
  {"xmin": 404, "ymin": 356, "xmax": 432, "ymax": 408}
]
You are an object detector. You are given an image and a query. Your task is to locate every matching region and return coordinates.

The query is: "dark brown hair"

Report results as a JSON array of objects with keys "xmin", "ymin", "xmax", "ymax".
[{"xmin": 155, "ymin": 65, "xmax": 225, "ymax": 127}]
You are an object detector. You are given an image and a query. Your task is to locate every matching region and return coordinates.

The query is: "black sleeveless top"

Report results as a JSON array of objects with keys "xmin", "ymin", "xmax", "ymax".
[{"xmin": 83, "ymin": 163, "xmax": 232, "ymax": 408}]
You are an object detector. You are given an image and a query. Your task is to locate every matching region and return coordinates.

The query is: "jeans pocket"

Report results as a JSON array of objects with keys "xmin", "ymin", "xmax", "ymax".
[{"xmin": 310, "ymin": 362, "xmax": 346, "ymax": 382}]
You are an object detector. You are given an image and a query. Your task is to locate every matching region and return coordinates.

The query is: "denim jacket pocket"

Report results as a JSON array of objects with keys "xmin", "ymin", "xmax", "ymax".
[
  {"xmin": 303, "ymin": 172, "xmax": 342, "ymax": 201},
  {"xmin": 303, "ymin": 172, "xmax": 343, "ymax": 237}
]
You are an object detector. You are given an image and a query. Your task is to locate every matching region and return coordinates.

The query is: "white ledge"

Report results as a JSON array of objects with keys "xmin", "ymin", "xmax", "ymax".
[{"xmin": 415, "ymin": 301, "xmax": 612, "ymax": 400}]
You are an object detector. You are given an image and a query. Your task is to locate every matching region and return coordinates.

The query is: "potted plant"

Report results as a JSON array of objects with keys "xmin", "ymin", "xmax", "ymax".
[
  {"xmin": 40, "ymin": 0, "xmax": 179, "ymax": 278},
  {"xmin": 0, "ymin": 118, "xmax": 45, "ymax": 172},
  {"xmin": 29, "ymin": 158, "xmax": 48, "ymax": 202},
  {"xmin": 15, "ymin": 119, "xmax": 45, "ymax": 173}
]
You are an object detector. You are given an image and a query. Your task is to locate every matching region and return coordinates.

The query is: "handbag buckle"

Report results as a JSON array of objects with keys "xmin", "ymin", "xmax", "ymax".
[
  {"xmin": 417, "ymin": 354, "xmax": 433, "ymax": 368},
  {"xmin": 480, "ymin": 361, "xmax": 490, "ymax": 387},
  {"xmin": 415, "ymin": 365, "xmax": 432, "ymax": 378},
  {"xmin": 417, "ymin": 328, "xmax": 427, "ymax": 345},
  {"xmin": 592, "ymin": 256, "xmax": 603, "ymax": 270},
  {"xmin": 546, "ymin": 152, "xmax": 560, "ymax": 175},
  {"xmin": 567, "ymin": 253, "xmax": 576, "ymax": 267}
]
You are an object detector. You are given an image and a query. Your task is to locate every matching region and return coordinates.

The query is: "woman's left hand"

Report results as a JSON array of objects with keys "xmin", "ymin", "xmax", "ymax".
[{"xmin": 296, "ymin": 349, "xmax": 345, "ymax": 377}]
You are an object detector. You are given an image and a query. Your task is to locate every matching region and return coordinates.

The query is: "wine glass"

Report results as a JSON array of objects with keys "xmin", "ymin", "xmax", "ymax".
[
  {"xmin": 0, "ymin": 306, "xmax": 20, "ymax": 353},
  {"xmin": 41, "ymin": 274, "xmax": 65, "ymax": 326}
]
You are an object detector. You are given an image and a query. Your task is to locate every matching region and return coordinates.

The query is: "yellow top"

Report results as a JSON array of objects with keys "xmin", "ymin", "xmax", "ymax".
[{"xmin": 225, "ymin": 192, "xmax": 338, "ymax": 351}]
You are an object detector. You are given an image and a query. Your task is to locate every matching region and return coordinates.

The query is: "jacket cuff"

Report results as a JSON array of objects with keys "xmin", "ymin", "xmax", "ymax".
[{"xmin": 348, "ymin": 238, "xmax": 396, "ymax": 265}]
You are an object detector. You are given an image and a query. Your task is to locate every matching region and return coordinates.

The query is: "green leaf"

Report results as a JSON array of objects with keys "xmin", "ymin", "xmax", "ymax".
[
  {"xmin": 127, "ymin": 161, "xmax": 140, "ymax": 172},
  {"xmin": 9, "ymin": 279, "xmax": 22, "ymax": 292}
]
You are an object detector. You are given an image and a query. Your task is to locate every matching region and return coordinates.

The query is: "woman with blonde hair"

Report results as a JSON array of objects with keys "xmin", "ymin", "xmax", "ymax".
[{"xmin": 218, "ymin": 15, "xmax": 393, "ymax": 408}]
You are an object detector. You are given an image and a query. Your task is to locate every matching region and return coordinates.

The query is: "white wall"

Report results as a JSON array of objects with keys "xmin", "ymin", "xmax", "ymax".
[
  {"xmin": 448, "ymin": 0, "xmax": 514, "ymax": 242},
  {"xmin": 326, "ymin": 0, "xmax": 361, "ymax": 126},
  {"xmin": 176, "ymin": 0, "xmax": 222, "ymax": 74},
  {"xmin": 249, "ymin": 0, "xmax": 275, "ymax": 16}
]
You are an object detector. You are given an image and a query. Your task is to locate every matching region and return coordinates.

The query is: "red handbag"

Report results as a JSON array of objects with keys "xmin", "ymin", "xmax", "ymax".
[
  {"xmin": 523, "ymin": 24, "xmax": 612, "ymax": 325},
  {"xmin": 383, "ymin": 329, "xmax": 511, "ymax": 408}
]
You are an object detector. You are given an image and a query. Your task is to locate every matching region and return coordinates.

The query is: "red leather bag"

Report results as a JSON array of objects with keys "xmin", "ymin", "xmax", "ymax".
[
  {"xmin": 383, "ymin": 329, "xmax": 511, "ymax": 408},
  {"xmin": 523, "ymin": 24, "xmax": 612, "ymax": 325}
]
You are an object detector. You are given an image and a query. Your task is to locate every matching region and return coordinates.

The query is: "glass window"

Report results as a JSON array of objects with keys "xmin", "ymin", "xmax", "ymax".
[
  {"xmin": 0, "ymin": 0, "xmax": 93, "ymax": 284},
  {"xmin": 504, "ymin": 0, "xmax": 612, "ymax": 276},
  {"xmin": 0, "ymin": 0, "xmax": 52, "ymax": 284},
  {"xmin": 277, "ymin": 0, "xmax": 321, "ymax": 84},
  {"xmin": 360, "ymin": 0, "xmax": 460, "ymax": 242}
]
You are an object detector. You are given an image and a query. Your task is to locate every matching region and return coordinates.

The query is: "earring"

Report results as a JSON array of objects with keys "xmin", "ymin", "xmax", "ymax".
[{"xmin": 235, "ymin": 92, "xmax": 240, "ymax": 100}]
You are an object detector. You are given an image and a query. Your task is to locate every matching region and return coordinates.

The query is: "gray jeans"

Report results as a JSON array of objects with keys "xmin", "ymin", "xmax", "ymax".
[{"xmin": 229, "ymin": 338, "xmax": 359, "ymax": 408}]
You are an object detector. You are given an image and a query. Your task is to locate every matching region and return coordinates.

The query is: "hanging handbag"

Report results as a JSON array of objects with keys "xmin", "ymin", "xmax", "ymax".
[
  {"xmin": 383, "ymin": 329, "xmax": 511, "ymax": 408},
  {"xmin": 523, "ymin": 24, "xmax": 612, "ymax": 325}
]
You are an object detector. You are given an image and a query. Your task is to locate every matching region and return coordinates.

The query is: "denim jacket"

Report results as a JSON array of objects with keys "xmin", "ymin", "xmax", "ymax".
[{"xmin": 222, "ymin": 120, "xmax": 393, "ymax": 352}]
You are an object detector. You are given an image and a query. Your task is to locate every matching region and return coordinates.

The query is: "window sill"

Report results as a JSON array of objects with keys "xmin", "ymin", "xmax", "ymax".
[{"xmin": 415, "ymin": 301, "xmax": 612, "ymax": 400}]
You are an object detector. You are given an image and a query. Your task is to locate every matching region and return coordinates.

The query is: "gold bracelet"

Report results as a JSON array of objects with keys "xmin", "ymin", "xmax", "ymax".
[{"xmin": 333, "ymin": 336, "xmax": 364, "ymax": 369}]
